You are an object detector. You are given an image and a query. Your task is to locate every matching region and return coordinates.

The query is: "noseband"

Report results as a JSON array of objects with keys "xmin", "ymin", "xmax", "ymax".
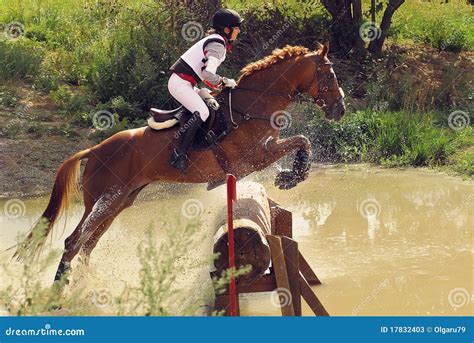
[{"xmin": 312, "ymin": 60, "xmax": 344, "ymax": 110}]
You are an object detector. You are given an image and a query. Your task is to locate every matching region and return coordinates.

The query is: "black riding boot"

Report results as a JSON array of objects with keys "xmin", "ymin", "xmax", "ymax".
[{"xmin": 170, "ymin": 111, "xmax": 204, "ymax": 175}]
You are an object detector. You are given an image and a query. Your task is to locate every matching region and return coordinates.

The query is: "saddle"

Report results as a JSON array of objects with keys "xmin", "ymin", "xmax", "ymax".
[
  {"xmin": 148, "ymin": 102, "xmax": 228, "ymax": 151},
  {"xmin": 148, "ymin": 99, "xmax": 232, "ymax": 187}
]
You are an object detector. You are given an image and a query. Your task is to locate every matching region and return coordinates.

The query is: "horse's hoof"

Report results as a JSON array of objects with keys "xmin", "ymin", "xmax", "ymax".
[
  {"xmin": 299, "ymin": 170, "xmax": 310, "ymax": 182},
  {"xmin": 275, "ymin": 170, "xmax": 298, "ymax": 190}
]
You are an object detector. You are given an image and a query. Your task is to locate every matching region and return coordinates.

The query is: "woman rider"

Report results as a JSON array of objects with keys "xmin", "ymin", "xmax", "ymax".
[{"xmin": 167, "ymin": 9, "xmax": 243, "ymax": 175}]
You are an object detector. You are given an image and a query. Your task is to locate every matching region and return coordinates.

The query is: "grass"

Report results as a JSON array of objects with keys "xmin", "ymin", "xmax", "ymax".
[
  {"xmin": 0, "ymin": 86, "xmax": 19, "ymax": 107},
  {"xmin": 391, "ymin": 0, "xmax": 473, "ymax": 52},
  {"xmin": 0, "ymin": 40, "xmax": 44, "ymax": 80}
]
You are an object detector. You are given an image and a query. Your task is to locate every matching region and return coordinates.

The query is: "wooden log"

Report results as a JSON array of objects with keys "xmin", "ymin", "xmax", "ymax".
[{"xmin": 212, "ymin": 182, "xmax": 272, "ymax": 284}]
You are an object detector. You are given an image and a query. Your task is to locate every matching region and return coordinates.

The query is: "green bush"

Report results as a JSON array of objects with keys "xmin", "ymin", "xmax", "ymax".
[
  {"xmin": 0, "ymin": 87, "xmax": 19, "ymax": 107},
  {"xmin": 422, "ymin": 19, "xmax": 469, "ymax": 53},
  {"xmin": 50, "ymin": 85, "xmax": 91, "ymax": 114},
  {"xmin": 0, "ymin": 40, "xmax": 44, "ymax": 80},
  {"xmin": 304, "ymin": 109, "xmax": 469, "ymax": 170},
  {"xmin": 85, "ymin": 2, "xmax": 186, "ymax": 115}
]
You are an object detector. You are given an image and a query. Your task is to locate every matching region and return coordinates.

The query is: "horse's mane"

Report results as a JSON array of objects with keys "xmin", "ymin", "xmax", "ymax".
[{"xmin": 238, "ymin": 45, "xmax": 315, "ymax": 82}]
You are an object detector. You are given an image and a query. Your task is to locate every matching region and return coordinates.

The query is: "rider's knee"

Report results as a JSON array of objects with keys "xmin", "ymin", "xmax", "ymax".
[{"xmin": 198, "ymin": 105, "xmax": 210, "ymax": 121}]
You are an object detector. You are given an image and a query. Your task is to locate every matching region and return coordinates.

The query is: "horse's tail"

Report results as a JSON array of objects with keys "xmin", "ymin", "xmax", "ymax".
[{"xmin": 13, "ymin": 148, "xmax": 91, "ymax": 262}]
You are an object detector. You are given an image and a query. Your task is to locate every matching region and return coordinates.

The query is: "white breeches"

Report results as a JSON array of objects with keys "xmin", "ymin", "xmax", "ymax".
[{"xmin": 167, "ymin": 73, "xmax": 210, "ymax": 121}]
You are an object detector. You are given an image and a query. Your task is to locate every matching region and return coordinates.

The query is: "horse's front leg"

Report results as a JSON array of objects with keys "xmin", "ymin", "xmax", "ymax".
[{"xmin": 261, "ymin": 135, "xmax": 312, "ymax": 190}]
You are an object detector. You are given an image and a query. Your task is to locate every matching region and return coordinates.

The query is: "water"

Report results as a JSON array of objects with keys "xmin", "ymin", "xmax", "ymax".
[{"xmin": 1, "ymin": 165, "xmax": 472, "ymax": 316}]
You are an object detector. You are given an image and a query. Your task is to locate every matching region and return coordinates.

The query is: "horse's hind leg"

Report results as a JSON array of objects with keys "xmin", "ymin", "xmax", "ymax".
[
  {"xmin": 54, "ymin": 186, "xmax": 131, "ymax": 283},
  {"xmin": 79, "ymin": 184, "xmax": 148, "ymax": 266}
]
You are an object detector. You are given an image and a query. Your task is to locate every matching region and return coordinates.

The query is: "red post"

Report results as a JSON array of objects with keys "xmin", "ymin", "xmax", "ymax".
[{"xmin": 226, "ymin": 174, "xmax": 237, "ymax": 316}]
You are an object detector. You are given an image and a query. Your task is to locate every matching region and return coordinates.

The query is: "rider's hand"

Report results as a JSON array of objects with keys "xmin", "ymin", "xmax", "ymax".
[
  {"xmin": 221, "ymin": 77, "xmax": 237, "ymax": 89},
  {"xmin": 205, "ymin": 98, "xmax": 220, "ymax": 110}
]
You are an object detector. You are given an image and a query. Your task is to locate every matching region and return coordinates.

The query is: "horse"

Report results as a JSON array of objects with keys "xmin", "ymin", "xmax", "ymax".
[{"xmin": 14, "ymin": 43, "xmax": 345, "ymax": 283}]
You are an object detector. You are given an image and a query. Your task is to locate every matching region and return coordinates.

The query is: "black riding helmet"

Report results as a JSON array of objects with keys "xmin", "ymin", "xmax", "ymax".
[{"xmin": 212, "ymin": 9, "xmax": 243, "ymax": 39}]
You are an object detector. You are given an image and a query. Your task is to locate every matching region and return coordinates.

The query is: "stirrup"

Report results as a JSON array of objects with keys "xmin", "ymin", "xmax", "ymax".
[
  {"xmin": 170, "ymin": 149, "xmax": 187, "ymax": 164},
  {"xmin": 170, "ymin": 149, "xmax": 189, "ymax": 175}
]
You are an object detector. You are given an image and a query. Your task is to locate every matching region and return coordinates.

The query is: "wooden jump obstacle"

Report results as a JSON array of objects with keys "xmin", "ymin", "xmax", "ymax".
[{"xmin": 211, "ymin": 179, "xmax": 329, "ymax": 316}]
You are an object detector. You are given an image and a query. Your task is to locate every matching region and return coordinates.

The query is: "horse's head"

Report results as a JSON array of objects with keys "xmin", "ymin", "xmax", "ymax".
[{"xmin": 303, "ymin": 43, "xmax": 346, "ymax": 121}]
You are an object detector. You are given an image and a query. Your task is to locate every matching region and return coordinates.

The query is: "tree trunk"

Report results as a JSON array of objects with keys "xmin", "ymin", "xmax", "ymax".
[
  {"xmin": 322, "ymin": 0, "xmax": 406, "ymax": 57},
  {"xmin": 352, "ymin": 0, "xmax": 367, "ymax": 56},
  {"xmin": 368, "ymin": 0, "xmax": 405, "ymax": 56},
  {"xmin": 321, "ymin": 0, "xmax": 355, "ymax": 56}
]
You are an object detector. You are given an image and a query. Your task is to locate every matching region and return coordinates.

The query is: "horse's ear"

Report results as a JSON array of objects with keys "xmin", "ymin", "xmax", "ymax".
[
  {"xmin": 321, "ymin": 42, "xmax": 329, "ymax": 57},
  {"xmin": 315, "ymin": 41, "xmax": 323, "ymax": 51}
]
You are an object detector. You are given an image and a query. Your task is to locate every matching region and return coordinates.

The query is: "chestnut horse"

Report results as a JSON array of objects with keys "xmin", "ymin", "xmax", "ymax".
[{"xmin": 15, "ymin": 43, "xmax": 345, "ymax": 283}]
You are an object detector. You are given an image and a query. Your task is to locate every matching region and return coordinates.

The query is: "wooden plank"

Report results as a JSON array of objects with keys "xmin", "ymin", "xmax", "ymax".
[
  {"xmin": 281, "ymin": 236, "xmax": 302, "ymax": 316},
  {"xmin": 299, "ymin": 252, "xmax": 322, "ymax": 286},
  {"xmin": 237, "ymin": 275, "xmax": 277, "ymax": 293},
  {"xmin": 270, "ymin": 205, "xmax": 293, "ymax": 238},
  {"xmin": 299, "ymin": 274, "xmax": 329, "ymax": 316},
  {"xmin": 267, "ymin": 235, "xmax": 295, "ymax": 316},
  {"xmin": 268, "ymin": 197, "xmax": 279, "ymax": 236},
  {"xmin": 218, "ymin": 275, "xmax": 277, "ymax": 294}
]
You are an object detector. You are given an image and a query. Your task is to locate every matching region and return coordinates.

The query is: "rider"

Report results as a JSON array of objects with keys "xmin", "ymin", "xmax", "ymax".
[{"xmin": 167, "ymin": 9, "xmax": 243, "ymax": 175}]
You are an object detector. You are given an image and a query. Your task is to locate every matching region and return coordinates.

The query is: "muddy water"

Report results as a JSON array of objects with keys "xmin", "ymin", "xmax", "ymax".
[{"xmin": 0, "ymin": 165, "xmax": 472, "ymax": 316}]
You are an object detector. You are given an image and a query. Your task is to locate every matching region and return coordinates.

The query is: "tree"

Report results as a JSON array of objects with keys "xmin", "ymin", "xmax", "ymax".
[
  {"xmin": 321, "ymin": 0, "xmax": 405, "ymax": 57},
  {"xmin": 178, "ymin": 0, "xmax": 221, "ymax": 17}
]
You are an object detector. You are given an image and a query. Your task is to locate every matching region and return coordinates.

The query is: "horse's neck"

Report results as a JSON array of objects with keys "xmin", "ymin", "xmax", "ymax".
[
  {"xmin": 238, "ymin": 59, "xmax": 298, "ymax": 96},
  {"xmin": 234, "ymin": 73, "xmax": 294, "ymax": 116}
]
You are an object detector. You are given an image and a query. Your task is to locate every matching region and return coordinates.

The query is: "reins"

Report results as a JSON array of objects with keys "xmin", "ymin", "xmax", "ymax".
[
  {"xmin": 216, "ymin": 55, "xmax": 341, "ymax": 129},
  {"xmin": 218, "ymin": 87, "xmax": 293, "ymax": 129}
]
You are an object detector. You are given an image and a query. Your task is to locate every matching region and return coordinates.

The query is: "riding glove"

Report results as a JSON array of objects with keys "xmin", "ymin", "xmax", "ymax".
[{"xmin": 222, "ymin": 77, "xmax": 237, "ymax": 89}]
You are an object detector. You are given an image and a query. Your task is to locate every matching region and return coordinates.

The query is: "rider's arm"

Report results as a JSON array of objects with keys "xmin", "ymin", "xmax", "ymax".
[{"xmin": 201, "ymin": 41, "xmax": 226, "ymax": 86}]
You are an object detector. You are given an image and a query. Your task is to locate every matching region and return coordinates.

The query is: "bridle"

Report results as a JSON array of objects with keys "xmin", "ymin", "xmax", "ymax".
[{"xmin": 311, "ymin": 58, "xmax": 344, "ymax": 111}]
